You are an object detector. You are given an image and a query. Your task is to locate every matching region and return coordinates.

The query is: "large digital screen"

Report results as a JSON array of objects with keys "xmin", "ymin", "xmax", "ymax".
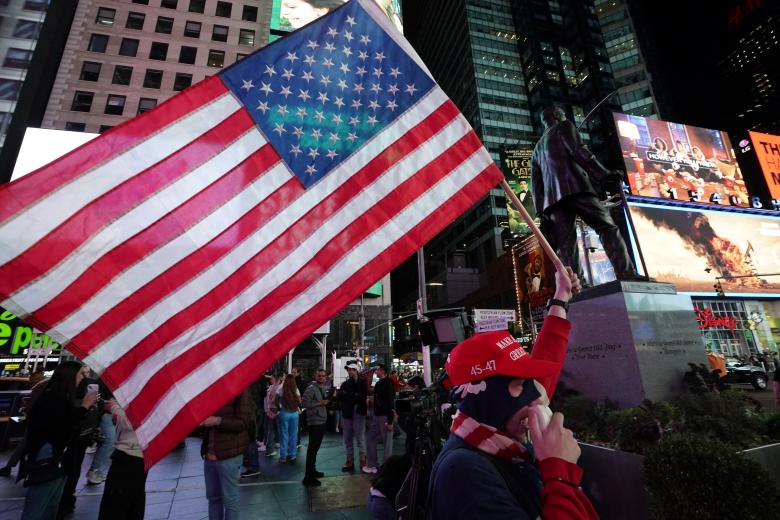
[
  {"xmin": 613, "ymin": 113, "xmax": 749, "ymax": 205},
  {"xmin": 749, "ymin": 130, "xmax": 780, "ymax": 201},
  {"xmin": 628, "ymin": 202, "xmax": 780, "ymax": 296},
  {"xmin": 276, "ymin": 0, "xmax": 402, "ymax": 32}
]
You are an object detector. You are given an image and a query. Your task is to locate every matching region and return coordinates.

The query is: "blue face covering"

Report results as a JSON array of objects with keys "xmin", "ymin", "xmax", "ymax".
[{"xmin": 454, "ymin": 375, "xmax": 541, "ymax": 431}]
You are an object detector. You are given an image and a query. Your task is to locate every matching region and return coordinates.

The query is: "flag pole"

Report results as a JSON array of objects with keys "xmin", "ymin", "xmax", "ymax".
[{"xmin": 500, "ymin": 178, "xmax": 565, "ymax": 275}]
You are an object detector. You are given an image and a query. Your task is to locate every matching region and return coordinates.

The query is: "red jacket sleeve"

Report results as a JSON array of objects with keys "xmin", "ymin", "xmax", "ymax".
[
  {"xmin": 529, "ymin": 315, "xmax": 572, "ymax": 398},
  {"xmin": 538, "ymin": 458, "xmax": 600, "ymax": 520}
]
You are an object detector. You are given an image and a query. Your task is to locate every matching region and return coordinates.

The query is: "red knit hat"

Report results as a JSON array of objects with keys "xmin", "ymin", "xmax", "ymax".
[{"xmin": 445, "ymin": 330, "xmax": 561, "ymax": 386}]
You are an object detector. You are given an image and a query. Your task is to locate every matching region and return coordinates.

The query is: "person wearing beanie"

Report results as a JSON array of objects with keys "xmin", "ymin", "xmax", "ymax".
[{"xmin": 428, "ymin": 267, "xmax": 598, "ymax": 520}]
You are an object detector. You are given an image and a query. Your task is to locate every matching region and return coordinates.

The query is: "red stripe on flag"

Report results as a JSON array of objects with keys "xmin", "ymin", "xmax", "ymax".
[
  {"xmin": 95, "ymin": 100, "xmax": 462, "ymax": 391},
  {"xmin": 124, "ymin": 131, "xmax": 484, "ymax": 424},
  {"xmin": 0, "ymin": 109, "xmax": 253, "ymax": 300},
  {"xmin": 33, "ymin": 143, "xmax": 278, "ymax": 327},
  {"xmin": 137, "ymin": 161, "xmax": 502, "ymax": 467},
  {"xmin": 0, "ymin": 77, "xmax": 228, "ymax": 225},
  {"xmin": 66, "ymin": 166, "xmax": 297, "ymax": 359}
]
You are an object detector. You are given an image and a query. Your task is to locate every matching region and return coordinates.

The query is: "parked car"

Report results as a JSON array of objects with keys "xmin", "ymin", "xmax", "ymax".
[{"xmin": 724, "ymin": 359, "xmax": 768, "ymax": 390}]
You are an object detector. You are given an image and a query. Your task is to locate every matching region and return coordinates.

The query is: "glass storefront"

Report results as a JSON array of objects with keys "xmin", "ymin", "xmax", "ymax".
[{"xmin": 693, "ymin": 299, "xmax": 779, "ymax": 357}]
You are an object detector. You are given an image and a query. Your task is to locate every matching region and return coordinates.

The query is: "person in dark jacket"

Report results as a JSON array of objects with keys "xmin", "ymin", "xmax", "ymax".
[
  {"xmin": 363, "ymin": 364, "xmax": 395, "ymax": 474},
  {"xmin": 428, "ymin": 268, "xmax": 598, "ymax": 520},
  {"xmin": 367, "ymin": 455, "xmax": 412, "ymax": 520},
  {"xmin": 338, "ymin": 361, "xmax": 367, "ymax": 472},
  {"xmin": 531, "ymin": 105, "xmax": 635, "ymax": 281},
  {"xmin": 20, "ymin": 361, "xmax": 97, "ymax": 520},
  {"xmin": 201, "ymin": 388, "xmax": 254, "ymax": 520},
  {"xmin": 301, "ymin": 369, "xmax": 329, "ymax": 486}
]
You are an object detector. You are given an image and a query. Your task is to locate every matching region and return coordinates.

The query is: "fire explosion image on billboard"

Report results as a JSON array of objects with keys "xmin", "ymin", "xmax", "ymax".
[
  {"xmin": 628, "ymin": 202, "xmax": 780, "ymax": 296},
  {"xmin": 613, "ymin": 113, "xmax": 749, "ymax": 205}
]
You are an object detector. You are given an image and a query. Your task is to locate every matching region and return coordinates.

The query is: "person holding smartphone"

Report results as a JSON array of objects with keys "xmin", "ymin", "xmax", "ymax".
[{"xmin": 20, "ymin": 361, "xmax": 97, "ymax": 520}]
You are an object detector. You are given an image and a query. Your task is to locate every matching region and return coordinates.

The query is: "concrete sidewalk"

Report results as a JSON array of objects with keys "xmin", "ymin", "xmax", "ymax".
[{"xmin": 0, "ymin": 432, "xmax": 391, "ymax": 519}]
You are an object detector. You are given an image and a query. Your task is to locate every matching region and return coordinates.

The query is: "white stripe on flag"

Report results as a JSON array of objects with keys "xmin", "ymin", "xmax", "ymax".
[
  {"xmin": 80, "ymin": 87, "xmax": 448, "ymax": 369},
  {"xmin": 0, "ymin": 93, "xmax": 240, "ymax": 266},
  {"xmin": 110, "ymin": 108, "xmax": 468, "ymax": 405},
  {"xmin": 6, "ymin": 128, "xmax": 267, "ymax": 316},
  {"xmin": 134, "ymin": 145, "xmax": 494, "ymax": 445}
]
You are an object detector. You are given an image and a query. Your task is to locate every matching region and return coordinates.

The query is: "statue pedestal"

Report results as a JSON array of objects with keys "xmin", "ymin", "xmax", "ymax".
[{"xmin": 558, "ymin": 281, "xmax": 708, "ymax": 408}]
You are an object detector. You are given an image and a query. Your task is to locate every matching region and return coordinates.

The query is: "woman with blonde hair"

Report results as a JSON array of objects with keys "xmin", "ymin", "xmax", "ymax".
[{"xmin": 277, "ymin": 374, "xmax": 301, "ymax": 462}]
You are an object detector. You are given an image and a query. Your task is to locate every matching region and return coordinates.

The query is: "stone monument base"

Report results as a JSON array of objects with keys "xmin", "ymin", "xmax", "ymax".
[{"xmin": 558, "ymin": 280, "xmax": 708, "ymax": 408}]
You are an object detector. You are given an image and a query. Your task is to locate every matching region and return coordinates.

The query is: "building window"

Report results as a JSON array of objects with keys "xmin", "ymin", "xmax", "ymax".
[
  {"xmin": 126, "ymin": 12, "xmax": 145, "ymax": 30},
  {"xmin": 138, "ymin": 97, "xmax": 157, "ymax": 114},
  {"xmin": 105, "ymin": 94, "xmax": 126, "ymax": 116},
  {"xmin": 4, "ymin": 48, "xmax": 33, "ymax": 69},
  {"xmin": 0, "ymin": 79, "xmax": 22, "ymax": 101},
  {"xmin": 149, "ymin": 42, "xmax": 169, "ymax": 60},
  {"xmin": 65, "ymin": 122, "xmax": 86, "ymax": 132},
  {"xmin": 112, "ymin": 65, "xmax": 132, "ymax": 85},
  {"xmin": 241, "ymin": 4, "xmax": 257, "ymax": 21},
  {"xmin": 88, "ymin": 33, "xmax": 109, "ymax": 53},
  {"xmin": 188, "ymin": 0, "xmax": 204, "ymax": 13},
  {"xmin": 13, "ymin": 19, "xmax": 40, "ymax": 39},
  {"xmin": 238, "ymin": 28, "xmax": 254, "ymax": 46},
  {"xmin": 155, "ymin": 16, "xmax": 174, "ymax": 33},
  {"xmin": 118, "ymin": 38, "xmax": 139, "ymax": 57},
  {"xmin": 236, "ymin": 52, "xmax": 247, "ymax": 61},
  {"xmin": 131, "ymin": 0, "xmax": 148, "ymax": 4},
  {"xmin": 184, "ymin": 20, "xmax": 201, "ymax": 37},
  {"xmin": 143, "ymin": 69, "xmax": 163, "ymax": 88},
  {"xmin": 79, "ymin": 61, "xmax": 101, "ymax": 81},
  {"xmin": 99, "ymin": 125, "xmax": 114, "ymax": 132},
  {"xmin": 160, "ymin": 0, "xmax": 177, "ymax": 8},
  {"xmin": 215, "ymin": 1, "xmax": 231, "ymax": 17},
  {"xmin": 95, "ymin": 7, "xmax": 115, "ymax": 26},
  {"xmin": 207, "ymin": 49, "xmax": 225, "ymax": 68},
  {"xmin": 22, "ymin": 0, "xmax": 47, "ymax": 11},
  {"xmin": 71, "ymin": 91, "xmax": 94, "ymax": 112},
  {"xmin": 212, "ymin": 25, "xmax": 228, "ymax": 42},
  {"xmin": 173, "ymin": 72, "xmax": 192, "ymax": 91},
  {"xmin": 178, "ymin": 45, "xmax": 197, "ymax": 64},
  {"xmin": 0, "ymin": 112, "xmax": 10, "ymax": 135}
]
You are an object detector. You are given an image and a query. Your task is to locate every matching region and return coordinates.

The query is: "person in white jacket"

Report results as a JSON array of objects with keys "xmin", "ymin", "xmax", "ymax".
[{"xmin": 98, "ymin": 399, "xmax": 147, "ymax": 520}]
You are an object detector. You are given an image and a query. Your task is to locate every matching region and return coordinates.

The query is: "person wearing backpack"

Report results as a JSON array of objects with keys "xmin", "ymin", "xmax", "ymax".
[{"xmin": 428, "ymin": 268, "xmax": 598, "ymax": 519}]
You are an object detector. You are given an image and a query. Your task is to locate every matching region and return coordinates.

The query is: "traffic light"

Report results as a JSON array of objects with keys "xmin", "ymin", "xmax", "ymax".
[{"xmin": 713, "ymin": 281, "xmax": 725, "ymax": 298}]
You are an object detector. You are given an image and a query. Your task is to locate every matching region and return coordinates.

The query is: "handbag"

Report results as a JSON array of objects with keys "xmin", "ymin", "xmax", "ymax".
[{"xmin": 22, "ymin": 455, "xmax": 65, "ymax": 487}]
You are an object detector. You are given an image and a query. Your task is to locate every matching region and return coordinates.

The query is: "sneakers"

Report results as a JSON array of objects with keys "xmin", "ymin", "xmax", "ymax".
[
  {"xmin": 287, "ymin": 456, "xmax": 296, "ymax": 463},
  {"xmin": 85, "ymin": 444, "xmax": 98, "ymax": 455},
  {"xmin": 265, "ymin": 450, "xmax": 277, "ymax": 457},
  {"xmin": 240, "ymin": 469, "xmax": 261, "ymax": 478},
  {"xmin": 361, "ymin": 466, "xmax": 378, "ymax": 474},
  {"xmin": 302, "ymin": 477, "xmax": 322, "ymax": 487},
  {"xmin": 86, "ymin": 469, "xmax": 107, "ymax": 484}
]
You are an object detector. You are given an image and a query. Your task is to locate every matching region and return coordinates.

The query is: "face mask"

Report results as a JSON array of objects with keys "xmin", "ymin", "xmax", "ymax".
[{"xmin": 454, "ymin": 375, "xmax": 541, "ymax": 432}]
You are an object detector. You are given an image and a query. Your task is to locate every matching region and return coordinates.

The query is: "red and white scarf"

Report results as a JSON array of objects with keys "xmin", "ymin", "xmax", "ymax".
[{"xmin": 450, "ymin": 410, "xmax": 529, "ymax": 463}]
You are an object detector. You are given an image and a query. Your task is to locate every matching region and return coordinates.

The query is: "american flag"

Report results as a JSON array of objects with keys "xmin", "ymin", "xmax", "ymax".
[{"xmin": 0, "ymin": 0, "xmax": 501, "ymax": 466}]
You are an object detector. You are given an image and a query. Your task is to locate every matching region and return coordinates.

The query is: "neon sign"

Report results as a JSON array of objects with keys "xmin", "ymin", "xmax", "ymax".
[{"xmin": 695, "ymin": 308, "xmax": 737, "ymax": 334}]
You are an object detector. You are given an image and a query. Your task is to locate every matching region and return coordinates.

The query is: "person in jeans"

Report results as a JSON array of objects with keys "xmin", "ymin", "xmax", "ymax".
[
  {"xmin": 263, "ymin": 373, "xmax": 281, "ymax": 457},
  {"xmin": 86, "ymin": 378, "xmax": 116, "ymax": 485},
  {"xmin": 363, "ymin": 364, "xmax": 395, "ymax": 474},
  {"xmin": 277, "ymin": 374, "xmax": 301, "ymax": 463},
  {"xmin": 20, "ymin": 361, "xmax": 97, "ymax": 520},
  {"xmin": 98, "ymin": 400, "xmax": 146, "ymax": 520},
  {"xmin": 201, "ymin": 388, "xmax": 253, "ymax": 520},
  {"xmin": 338, "ymin": 361, "xmax": 367, "ymax": 472},
  {"xmin": 301, "ymin": 369, "xmax": 329, "ymax": 486}
]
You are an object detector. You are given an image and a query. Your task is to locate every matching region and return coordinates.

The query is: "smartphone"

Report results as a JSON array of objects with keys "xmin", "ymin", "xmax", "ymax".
[{"xmin": 87, "ymin": 383, "xmax": 99, "ymax": 394}]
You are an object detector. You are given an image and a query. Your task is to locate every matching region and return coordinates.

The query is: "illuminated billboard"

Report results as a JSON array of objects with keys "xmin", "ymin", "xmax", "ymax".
[
  {"xmin": 628, "ymin": 202, "xmax": 780, "ymax": 296},
  {"xmin": 499, "ymin": 146, "xmax": 535, "ymax": 234},
  {"xmin": 749, "ymin": 131, "xmax": 780, "ymax": 200},
  {"xmin": 613, "ymin": 113, "xmax": 749, "ymax": 205},
  {"xmin": 276, "ymin": 0, "xmax": 401, "ymax": 32}
]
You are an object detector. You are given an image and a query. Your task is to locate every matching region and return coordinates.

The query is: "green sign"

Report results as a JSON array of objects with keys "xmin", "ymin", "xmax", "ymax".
[{"xmin": 0, "ymin": 308, "xmax": 61, "ymax": 355}]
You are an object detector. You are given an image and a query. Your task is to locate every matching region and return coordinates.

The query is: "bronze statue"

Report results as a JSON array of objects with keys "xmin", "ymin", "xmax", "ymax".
[{"xmin": 531, "ymin": 106, "xmax": 635, "ymax": 281}]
